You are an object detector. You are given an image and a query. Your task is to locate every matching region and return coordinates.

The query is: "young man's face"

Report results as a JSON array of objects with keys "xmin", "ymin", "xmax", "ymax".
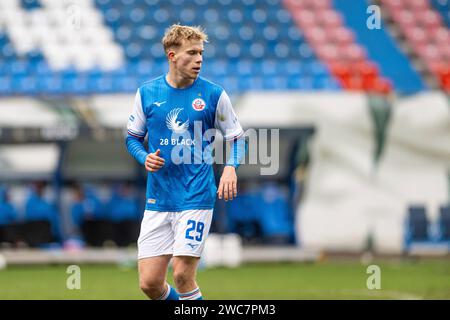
[{"xmin": 169, "ymin": 39, "xmax": 204, "ymax": 80}]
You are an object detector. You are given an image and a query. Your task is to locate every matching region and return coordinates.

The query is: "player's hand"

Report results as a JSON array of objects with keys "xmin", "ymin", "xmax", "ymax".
[
  {"xmin": 145, "ymin": 149, "xmax": 165, "ymax": 173},
  {"xmin": 217, "ymin": 166, "xmax": 237, "ymax": 201}
]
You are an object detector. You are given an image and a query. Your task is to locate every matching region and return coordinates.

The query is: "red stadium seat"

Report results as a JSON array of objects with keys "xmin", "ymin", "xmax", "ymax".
[
  {"xmin": 372, "ymin": 78, "xmax": 393, "ymax": 95},
  {"xmin": 432, "ymin": 27, "xmax": 450, "ymax": 44},
  {"xmin": 417, "ymin": 10, "xmax": 442, "ymax": 28},
  {"xmin": 381, "ymin": 0, "xmax": 405, "ymax": 11},
  {"xmin": 292, "ymin": 10, "xmax": 316, "ymax": 29},
  {"xmin": 329, "ymin": 62, "xmax": 351, "ymax": 79},
  {"xmin": 315, "ymin": 9, "xmax": 340, "ymax": 25},
  {"xmin": 356, "ymin": 61, "xmax": 379, "ymax": 79},
  {"xmin": 343, "ymin": 43, "xmax": 367, "ymax": 62},
  {"xmin": 403, "ymin": 27, "xmax": 427, "ymax": 46},
  {"xmin": 330, "ymin": 27, "xmax": 355, "ymax": 45},
  {"xmin": 304, "ymin": 26, "xmax": 328, "ymax": 45},
  {"xmin": 408, "ymin": 0, "xmax": 429, "ymax": 10},
  {"xmin": 316, "ymin": 44, "xmax": 339, "ymax": 61},
  {"xmin": 310, "ymin": 0, "xmax": 331, "ymax": 10}
]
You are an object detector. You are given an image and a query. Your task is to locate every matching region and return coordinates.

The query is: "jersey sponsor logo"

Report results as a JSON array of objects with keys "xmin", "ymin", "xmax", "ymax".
[
  {"xmin": 153, "ymin": 101, "xmax": 166, "ymax": 107},
  {"xmin": 166, "ymin": 108, "xmax": 190, "ymax": 133},
  {"xmin": 192, "ymin": 98, "xmax": 206, "ymax": 111}
]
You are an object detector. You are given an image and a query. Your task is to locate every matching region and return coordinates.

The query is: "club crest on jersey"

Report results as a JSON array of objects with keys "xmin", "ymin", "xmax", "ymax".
[
  {"xmin": 192, "ymin": 98, "xmax": 206, "ymax": 111},
  {"xmin": 166, "ymin": 108, "xmax": 189, "ymax": 133}
]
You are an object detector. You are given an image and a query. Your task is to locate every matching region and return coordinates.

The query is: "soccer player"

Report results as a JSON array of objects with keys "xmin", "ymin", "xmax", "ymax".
[{"xmin": 125, "ymin": 24, "xmax": 246, "ymax": 300}]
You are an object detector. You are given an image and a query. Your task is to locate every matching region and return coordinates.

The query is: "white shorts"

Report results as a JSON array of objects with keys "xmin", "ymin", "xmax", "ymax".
[{"xmin": 137, "ymin": 209, "xmax": 213, "ymax": 259}]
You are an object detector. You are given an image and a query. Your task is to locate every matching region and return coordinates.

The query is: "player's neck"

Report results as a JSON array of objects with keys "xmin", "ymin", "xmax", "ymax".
[{"xmin": 166, "ymin": 70, "xmax": 195, "ymax": 89}]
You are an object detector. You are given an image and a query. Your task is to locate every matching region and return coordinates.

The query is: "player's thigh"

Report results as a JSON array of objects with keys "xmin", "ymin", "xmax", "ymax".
[
  {"xmin": 138, "ymin": 255, "xmax": 172, "ymax": 285},
  {"xmin": 173, "ymin": 209, "xmax": 213, "ymax": 257},
  {"xmin": 138, "ymin": 210, "xmax": 174, "ymax": 259}
]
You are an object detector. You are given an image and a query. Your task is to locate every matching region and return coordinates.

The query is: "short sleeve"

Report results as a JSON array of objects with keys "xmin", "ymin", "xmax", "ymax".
[
  {"xmin": 127, "ymin": 89, "xmax": 147, "ymax": 138},
  {"xmin": 214, "ymin": 90, "xmax": 244, "ymax": 141}
]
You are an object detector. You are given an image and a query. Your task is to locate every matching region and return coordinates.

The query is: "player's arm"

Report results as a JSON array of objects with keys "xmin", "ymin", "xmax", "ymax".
[
  {"xmin": 218, "ymin": 136, "xmax": 247, "ymax": 201},
  {"xmin": 215, "ymin": 90, "xmax": 247, "ymax": 201},
  {"xmin": 125, "ymin": 89, "xmax": 165, "ymax": 172}
]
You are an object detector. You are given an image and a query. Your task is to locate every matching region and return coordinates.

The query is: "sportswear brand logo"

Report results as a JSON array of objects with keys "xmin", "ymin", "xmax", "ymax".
[
  {"xmin": 166, "ymin": 108, "xmax": 189, "ymax": 133},
  {"xmin": 153, "ymin": 101, "xmax": 166, "ymax": 107},
  {"xmin": 187, "ymin": 243, "xmax": 199, "ymax": 249}
]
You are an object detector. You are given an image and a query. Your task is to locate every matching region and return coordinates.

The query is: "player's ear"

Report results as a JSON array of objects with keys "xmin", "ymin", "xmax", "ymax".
[{"xmin": 167, "ymin": 50, "xmax": 176, "ymax": 62}]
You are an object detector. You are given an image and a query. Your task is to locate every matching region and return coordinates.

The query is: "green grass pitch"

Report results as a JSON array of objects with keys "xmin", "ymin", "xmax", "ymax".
[{"xmin": 0, "ymin": 260, "xmax": 449, "ymax": 299}]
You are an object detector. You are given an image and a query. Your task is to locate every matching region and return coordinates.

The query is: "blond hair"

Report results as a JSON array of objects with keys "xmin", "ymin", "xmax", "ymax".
[{"xmin": 162, "ymin": 24, "xmax": 208, "ymax": 53}]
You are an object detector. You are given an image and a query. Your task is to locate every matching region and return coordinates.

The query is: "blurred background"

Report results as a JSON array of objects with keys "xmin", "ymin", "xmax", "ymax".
[{"xmin": 0, "ymin": 0, "xmax": 449, "ymax": 299}]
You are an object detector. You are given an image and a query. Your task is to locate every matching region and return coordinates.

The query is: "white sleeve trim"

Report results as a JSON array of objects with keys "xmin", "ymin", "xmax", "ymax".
[{"xmin": 127, "ymin": 89, "xmax": 147, "ymax": 138}]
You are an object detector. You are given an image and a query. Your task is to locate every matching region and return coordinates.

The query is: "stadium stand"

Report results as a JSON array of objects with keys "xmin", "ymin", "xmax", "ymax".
[
  {"xmin": 0, "ymin": 0, "xmax": 342, "ymax": 95},
  {"xmin": 285, "ymin": 0, "xmax": 395, "ymax": 93},
  {"xmin": 2, "ymin": 0, "xmax": 447, "ymax": 95},
  {"xmin": 379, "ymin": 0, "xmax": 450, "ymax": 91},
  {"xmin": 333, "ymin": 0, "xmax": 426, "ymax": 94}
]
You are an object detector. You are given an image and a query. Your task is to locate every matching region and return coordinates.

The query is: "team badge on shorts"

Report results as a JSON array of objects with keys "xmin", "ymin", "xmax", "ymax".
[{"xmin": 192, "ymin": 98, "xmax": 206, "ymax": 111}]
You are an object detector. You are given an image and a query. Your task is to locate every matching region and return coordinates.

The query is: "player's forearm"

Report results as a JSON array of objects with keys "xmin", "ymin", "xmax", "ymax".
[
  {"xmin": 226, "ymin": 136, "xmax": 247, "ymax": 169},
  {"xmin": 125, "ymin": 135, "xmax": 148, "ymax": 165}
]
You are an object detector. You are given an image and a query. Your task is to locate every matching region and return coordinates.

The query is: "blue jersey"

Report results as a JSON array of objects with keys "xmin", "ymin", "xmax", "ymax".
[{"xmin": 127, "ymin": 75, "xmax": 243, "ymax": 212}]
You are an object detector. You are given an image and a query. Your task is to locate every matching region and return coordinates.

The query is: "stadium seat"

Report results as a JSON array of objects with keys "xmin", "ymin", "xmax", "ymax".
[
  {"xmin": 438, "ymin": 205, "xmax": 450, "ymax": 241},
  {"xmin": 406, "ymin": 205, "xmax": 429, "ymax": 242},
  {"xmin": 383, "ymin": 0, "xmax": 449, "ymax": 90}
]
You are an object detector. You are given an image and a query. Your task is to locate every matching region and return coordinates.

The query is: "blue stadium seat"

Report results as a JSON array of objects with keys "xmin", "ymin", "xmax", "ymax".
[
  {"xmin": 26, "ymin": 50, "xmax": 44, "ymax": 63},
  {"xmin": 39, "ymin": 75, "xmax": 64, "ymax": 95},
  {"xmin": 263, "ymin": 76, "xmax": 289, "ymax": 90},
  {"xmin": 66, "ymin": 77, "xmax": 90, "ymax": 95},
  {"xmin": 0, "ymin": 62, "xmax": 5, "ymax": 76},
  {"xmin": 8, "ymin": 60, "xmax": 29, "ymax": 77},
  {"xmin": 21, "ymin": 0, "xmax": 42, "ymax": 10},
  {"xmin": 225, "ymin": 184, "xmax": 294, "ymax": 243},
  {"xmin": 1, "ymin": 43, "xmax": 17, "ymax": 61},
  {"xmin": 273, "ymin": 43, "xmax": 291, "ymax": 59},
  {"xmin": 258, "ymin": 184, "xmax": 293, "ymax": 242},
  {"xmin": 235, "ymin": 60, "xmax": 255, "ymax": 77},
  {"xmin": 14, "ymin": 76, "xmax": 39, "ymax": 95},
  {"xmin": 406, "ymin": 205, "xmax": 429, "ymax": 242},
  {"xmin": 0, "ymin": 77, "xmax": 12, "ymax": 95},
  {"xmin": 91, "ymin": 76, "xmax": 115, "ymax": 93},
  {"xmin": 227, "ymin": 8, "xmax": 244, "ymax": 23},
  {"xmin": 438, "ymin": 204, "xmax": 450, "ymax": 241}
]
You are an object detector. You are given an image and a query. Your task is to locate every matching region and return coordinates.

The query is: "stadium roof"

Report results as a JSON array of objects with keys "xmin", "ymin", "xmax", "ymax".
[
  {"xmin": 88, "ymin": 94, "xmax": 132, "ymax": 129},
  {"xmin": 0, "ymin": 98, "xmax": 62, "ymax": 127},
  {"xmin": 0, "ymin": 98, "xmax": 78, "ymax": 142}
]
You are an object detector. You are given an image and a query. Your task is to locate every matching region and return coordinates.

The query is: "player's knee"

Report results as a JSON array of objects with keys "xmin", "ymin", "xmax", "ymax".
[
  {"xmin": 139, "ymin": 277, "xmax": 165, "ymax": 299},
  {"xmin": 173, "ymin": 270, "xmax": 194, "ymax": 289}
]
